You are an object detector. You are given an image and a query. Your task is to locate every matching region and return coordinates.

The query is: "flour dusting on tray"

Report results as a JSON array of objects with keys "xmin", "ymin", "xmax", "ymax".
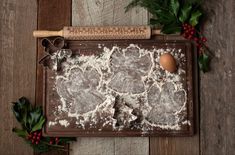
[{"xmin": 48, "ymin": 44, "xmax": 189, "ymax": 132}]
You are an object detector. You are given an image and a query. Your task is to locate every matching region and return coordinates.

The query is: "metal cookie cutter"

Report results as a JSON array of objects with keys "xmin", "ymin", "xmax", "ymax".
[{"xmin": 39, "ymin": 37, "xmax": 72, "ymax": 71}]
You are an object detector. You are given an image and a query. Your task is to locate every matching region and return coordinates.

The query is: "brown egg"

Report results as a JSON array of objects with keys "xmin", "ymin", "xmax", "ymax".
[{"xmin": 159, "ymin": 53, "xmax": 177, "ymax": 73}]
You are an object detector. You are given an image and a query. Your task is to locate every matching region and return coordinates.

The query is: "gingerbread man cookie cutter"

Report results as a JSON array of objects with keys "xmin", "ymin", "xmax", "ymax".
[{"xmin": 39, "ymin": 37, "xmax": 72, "ymax": 71}]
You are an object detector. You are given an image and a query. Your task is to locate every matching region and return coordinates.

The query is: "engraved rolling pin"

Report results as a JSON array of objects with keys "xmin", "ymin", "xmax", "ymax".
[{"xmin": 33, "ymin": 26, "xmax": 161, "ymax": 40}]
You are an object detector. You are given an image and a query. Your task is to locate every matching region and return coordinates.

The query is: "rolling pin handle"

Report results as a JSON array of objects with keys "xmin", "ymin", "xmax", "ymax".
[
  {"xmin": 33, "ymin": 30, "xmax": 63, "ymax": 38},
  {"xmin": 151, "ymin": 29, "xmax": 161, "ymax": 35}
]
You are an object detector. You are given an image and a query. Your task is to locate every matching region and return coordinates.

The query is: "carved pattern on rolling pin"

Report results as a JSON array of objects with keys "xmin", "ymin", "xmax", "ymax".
[{"xmin": 63, "ymin": 26, "xmax": 151, "ymax": 40}]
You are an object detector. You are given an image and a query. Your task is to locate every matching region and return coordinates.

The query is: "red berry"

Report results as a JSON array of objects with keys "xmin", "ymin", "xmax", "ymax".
[
  {"xmin": 34, "ymin": 132, "xmax": 37, "ymax": 136},
  {"xmin": 36, "ymin": 141, "xmax": 39, "ymax": 145},
  {"xmin": 194, "ymin": 37, "xmax": 198, "ymax": 41},
  {"xmin": 55, "ymin": 137, "xmax": 59, "ymax": 144},
  {"xmin": 38, "ymin": 132, "xmax": 42, "ymax": 136},
  {"xmin": 37, "ymin": 137, "xmax": 40, "ymax": 140},
  {"xmin": 49, "ymin": 141, "xmax": 53, "ymax": 145},
  {"xmin": 31, "ymin": 140, "xmax": 34, "ymax": 144},
  {"xmin": 197, "ymin": 44, "xmax": 202, "ymax": 49},
  {"xmin": 201, "ymin": 37, "xmax": 207, "ymax": 42}
]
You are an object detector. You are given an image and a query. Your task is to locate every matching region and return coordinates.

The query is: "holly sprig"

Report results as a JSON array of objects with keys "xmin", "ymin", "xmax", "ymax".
[
  {"xmin": 125, "ymin": 0, "xmax": 210, "ymax": 72},
  {"xmin": 12, "ymin": 97, "xmax": 76, "ymax": 153}
]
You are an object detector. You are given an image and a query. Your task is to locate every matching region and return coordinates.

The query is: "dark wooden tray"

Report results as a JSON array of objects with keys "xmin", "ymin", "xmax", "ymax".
[{"xmin": 40, "ymin": 38, "xmax": 197, "ymax": 137}]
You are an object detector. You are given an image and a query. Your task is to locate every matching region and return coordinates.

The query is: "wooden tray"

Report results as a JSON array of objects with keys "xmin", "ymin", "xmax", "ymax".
[{"xmin": 40, "ymin": 38, "xmax": 196, "ymax": 137}]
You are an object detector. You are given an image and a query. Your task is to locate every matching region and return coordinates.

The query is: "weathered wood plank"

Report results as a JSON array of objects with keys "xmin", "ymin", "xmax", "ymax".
[
  {"xmin": 150, "ymin": 136, "xmax": 199, "ymax": 155},
  {"xmin": 36, "ymin": 0, "xmax": 72, "ymax": 105},
  {"xmin": 114, "ymin": 137, "xmax": 149, "ymax": 155},
  {"xmin": 0, "ymin": 0, "xmax": 37, "ymax": 154},
  {"xmin": 71, "ymin": 138, "xmax": 115, "ymax": 155},
  {"xmin": 71, "ymin": 0, "xmax": 149, "ymax": 155},
  {"xmin": 200, "ymin": 0, "xmax": 235, "ymax": 155},
  {"xmin": 72, "ymin": 0, "xmax": 148, "ymax": 26},
  {"xmin": 36, "ymin": 0, "xmax": 71, "ymax": 155}
]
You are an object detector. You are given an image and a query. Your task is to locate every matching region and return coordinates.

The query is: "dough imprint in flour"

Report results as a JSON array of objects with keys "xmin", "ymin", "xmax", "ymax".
[{"xmin": 50, "ymin": 44, "xmax": 188, "ymax": 131}]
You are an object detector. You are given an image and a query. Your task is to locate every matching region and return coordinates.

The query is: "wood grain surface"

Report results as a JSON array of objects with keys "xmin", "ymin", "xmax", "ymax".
[
  {"xmin": 36, "ymin": 0, "xmax": 71, "ymax": 155},
  {"xmin": 200, "ymin": 0, "xmax": 235, "ymax": 155},
  {"xmin": 0, "ymin": 0, "xmax": 234, "ymax": 155},
  {"xmin": 72, "ymin": 0, "xmax": 148, "ymax": 26},
  {"xmin": 0, "ymin": 0, "xmax": 37, "ymax": 155},
  {"xmin": 71, "ymin": 137, "xmax": 149, "ymax": 155},
  {"xmin": 71, "ymin": 0, "xmax": 149, "ymax": 155}
]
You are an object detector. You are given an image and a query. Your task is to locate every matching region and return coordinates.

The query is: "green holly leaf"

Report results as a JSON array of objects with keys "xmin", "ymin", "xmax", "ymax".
[
  {"xmin": 11, "ymin": 97, "xmax": 77, "ymax": 153},
  {"xmin": 179, "ymin": 4, "xmax": 192, "ymax": 23},
  {"xmin": 189, "ymin": 10, "xmax": 202, "ymax": 26},
  {"xmin": 142, "ymin": 1, "xmax": 165, "ymax": 15},
  {"xmin": 31, "ymin": 142, "xmax": 50, "ymax": 153},
  {"xmin": 31, "ymin": 116, "xmax": 45, "ymax": 132},
  {"xmin": 170, "ymin": 0, "xmax": 180, "ymax": 16},
  {"xmin": 198, "ymin": 53, "xmax": 210, "ymax": 72},
  {"xmin": 149, "ymin": 18, "xmax": 161, "ymax": 26},
  {"xmin": 12, "ymin": 97, "xmax": 32, "ymax": 130},
  {"xmin": 12, "ymin": 104, "xmax": 22, "ymax": 122},
  {"xmin": 155, "ymin": 10, "xmax": 176, "ymax": 25},
  {"xmin": 161, "ymin": 22, "xmax": 182, "ymax": 34},
  {"xmin": 28, "ymin": 107, "xmax": 43, "ymax": 130},
  {"xmin": 12, "ymin": 127, "xmax": 28, "ymax": 138},
  {"xmin": 124, "ymin": 0, "xmax": 141, "ymax": 12}
]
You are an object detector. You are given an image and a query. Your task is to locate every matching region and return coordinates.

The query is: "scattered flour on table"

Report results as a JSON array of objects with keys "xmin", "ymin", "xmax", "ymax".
[
  {"xmin": 58, "ymin": 119, "xmax": 70, "ymax": 127},
  {"xmin": 48, "ymin": 44, "xmax": 190, "ymax": 132}
]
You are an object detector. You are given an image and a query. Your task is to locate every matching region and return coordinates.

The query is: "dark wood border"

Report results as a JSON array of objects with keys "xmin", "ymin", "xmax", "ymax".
[
  {"xmin": 41, "ymin": 39, "xmax": 196, "ymax": 137},
  {"xmin": 35, "ymin": 0, "xmax": 71, "ymax": 154}
]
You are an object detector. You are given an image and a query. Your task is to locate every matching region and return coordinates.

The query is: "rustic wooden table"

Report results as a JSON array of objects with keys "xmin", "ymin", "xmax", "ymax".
[{"xmin": 0, "ymin": 0, "xmax": 234, "ymax": 155}]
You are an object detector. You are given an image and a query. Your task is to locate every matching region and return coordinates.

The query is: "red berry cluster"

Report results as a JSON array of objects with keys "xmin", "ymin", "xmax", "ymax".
[
  {"xmin": 182, "ymin": 23, "xmax": 207, "ymax": 51},
  {"xmin": 27, "ymin": 130, "xmax": 42, "ymax": 145},
  {"xmin": 49, "ymin": 137, "xmax": 60, "ymax": 145}
]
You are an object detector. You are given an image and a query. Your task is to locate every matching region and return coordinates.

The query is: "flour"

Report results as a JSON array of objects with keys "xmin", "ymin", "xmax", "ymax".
[
  {"xmin": 48, "ymin": 44, "xmax": 189, "ymax": 131},
  {"xmin": 58, "ymin": 119, "xmax": 70, "ymax": 127}
]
